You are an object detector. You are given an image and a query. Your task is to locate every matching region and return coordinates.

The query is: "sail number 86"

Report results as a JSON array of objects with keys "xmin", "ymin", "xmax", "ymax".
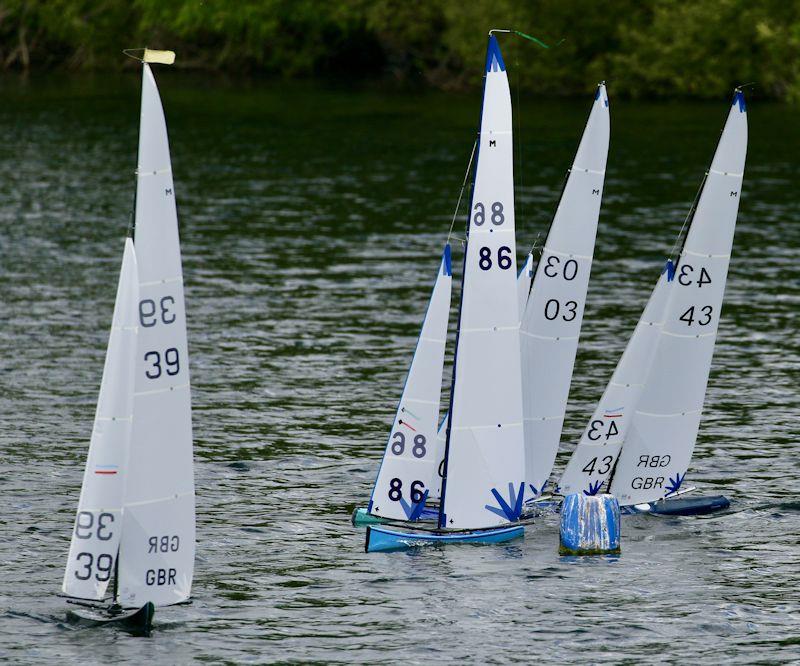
[{"xmin": 478, "ymin": 246, "xmax": 512, "ymax": 271}]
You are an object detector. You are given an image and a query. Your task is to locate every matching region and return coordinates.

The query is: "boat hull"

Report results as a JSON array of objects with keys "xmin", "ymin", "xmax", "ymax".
[
  {"xmin": 525, "ymin": 494, "xmax": 730, "ymax": 518},
  {"xmin": 351, "ymin": 505, "xmax": 439, "ymax": 527},
  {"xmin": 623, "ymin": 494, "xmax": 730, "ymax": 516},
  {"xmin": 65, "ymin": 601, "xmax": 155, "ymax": 634},
  {"xmin": 365, "ymin": 524, "xmax": 524, "ymax": 553}
]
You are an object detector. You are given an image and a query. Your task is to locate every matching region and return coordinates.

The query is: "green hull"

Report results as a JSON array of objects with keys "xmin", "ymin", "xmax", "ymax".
[{"xmin": 351, "ymin": 507, "xmax": 390, "ymax": 527}]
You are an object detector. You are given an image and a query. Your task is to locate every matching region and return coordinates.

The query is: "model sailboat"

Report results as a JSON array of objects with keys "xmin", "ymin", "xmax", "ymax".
[
  {"xmin": 559, "ymin": 89, "xmax": 747, "ymax": 515},
  {"xmin": 354, "ymin": 83, "xmax": 610, "ymax": 533},
  {"xmin": 364, "ymin": 34, "xmax": 528, "ymax": 552},
  {"xmin": 62, "ymin": 49, "xmax": 195, "ymax": 630}
]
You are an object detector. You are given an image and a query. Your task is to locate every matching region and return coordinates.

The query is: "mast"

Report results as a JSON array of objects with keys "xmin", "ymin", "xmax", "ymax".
[{"xmin": 439, "ymin": 33, "xmax": 525, "ymax": 529}]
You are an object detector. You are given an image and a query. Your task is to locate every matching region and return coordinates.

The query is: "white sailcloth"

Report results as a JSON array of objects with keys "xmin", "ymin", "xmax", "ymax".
[
  {"xmin": 116, "ymin": 63, "xmax": 195, "ymax": 607},
  {"xmin": 429, "ymin": 254, "xmax": 534, "ymax": 502},
  {"xmin": 521, "ymin": 84, "xmax": 610, "ymax": 500},
  {"xmin": 559, "ymin": 264, "xmax": 673, "ymax": 496},
  {"xmin": 610, "ymin": 91, "xmax": 747, "ymax": 505},
  {"xmin": 63, "ymin": 239, "xmax": 139, "ymax": 600},
  {"xmin": 368, "ymin": 246, "xmax": 452, "ymax": 520},
  {"xmin": 440, "ymin": 36, "xmax": 525, "ymax": 529}
]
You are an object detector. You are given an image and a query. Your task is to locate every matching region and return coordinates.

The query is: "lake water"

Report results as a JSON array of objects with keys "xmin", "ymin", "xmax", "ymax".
[{"xmin": 0, "ymin": 73, "xmax": 798, "ymax": 664}]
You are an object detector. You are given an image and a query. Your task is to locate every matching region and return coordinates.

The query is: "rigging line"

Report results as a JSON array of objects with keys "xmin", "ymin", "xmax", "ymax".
[
  {"xmin": 514, "ymin": 44, "xmax": 525, "ymax": 247},
  {"xmin": 667, "ymin": 169, "xmax": 707, "ymax": 262},
  {"xmin": 447, "ymin": 139, "xmax": 478, "ymax": 243},
  {"xmin": 668, "ymin": 85, "xmax": 741, "ymax": 263}
]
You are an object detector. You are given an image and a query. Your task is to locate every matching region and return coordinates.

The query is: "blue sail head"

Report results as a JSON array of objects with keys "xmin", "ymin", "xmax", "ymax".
[{"xmin": 485, "ymin": 35, "xmax": 506, "ymax": 73}]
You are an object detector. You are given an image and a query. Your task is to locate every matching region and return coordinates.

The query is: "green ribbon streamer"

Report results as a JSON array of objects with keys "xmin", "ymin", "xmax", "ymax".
[{"xmin": 513, "ymin": 30, "xmax": 564, "ymax": 49}]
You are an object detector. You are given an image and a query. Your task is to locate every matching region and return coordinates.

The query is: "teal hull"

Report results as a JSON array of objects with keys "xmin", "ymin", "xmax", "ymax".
[
  {"xmin": 351, "ymin": 505, "xmax": 440, "ymax": 527},
  {"xmin": 365, "ymin": 524, "xmax": 524, "ymax": 553},
  {"xmin": 351, "ymin": 507, "xmax": 389, "ymax": 526}
]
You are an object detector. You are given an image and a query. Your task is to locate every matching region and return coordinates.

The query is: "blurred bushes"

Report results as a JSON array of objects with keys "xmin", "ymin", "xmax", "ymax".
[{"xmin": 1, "ymin": 0, "xmax": 798, "ymax": 99}]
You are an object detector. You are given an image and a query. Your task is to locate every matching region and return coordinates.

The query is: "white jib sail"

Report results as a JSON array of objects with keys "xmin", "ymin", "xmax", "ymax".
[
  {"xmin": 368, "ymin": 246, "xmax": 452, "ymax": 520},
  {"xmin": 63, "ymin": 239, "xmax": 139, "ymax": 600},
  {"xmin": 558, "ymin": 264, "xmax": 673, "ymax": 496},
  {"xmin": 116, "ymin": 63, "xmax": 195, "ymax": 607},
  {"xmin": 520, "ymin": 84, "xmax": 610, "ymax": 500},
  {"xmin": 439, "ymin": 36, "xmax": 525, "ymax": 530},
  {"xmin": 610, "ymin": 91, "xmax": 748, "ymax": 506}
]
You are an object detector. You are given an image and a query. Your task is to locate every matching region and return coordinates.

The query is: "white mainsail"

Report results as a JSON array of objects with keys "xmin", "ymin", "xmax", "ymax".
[
  {"xmin": 610, "ymin": 91, "xmax": 747, "ymax": 505},
  {"xmin": 520, "ymin": 84, "xmax": 610, "ymax": 500},
  {"xmin": 429, "ymin": 254, "xmax": 534, "ymax": 502},
  {"xmin": 368, "ymin": 246, "xmax": 452, "ymax": 520},
  {"xmin": 63, "ymin": 239, "xmax": 139, "ymax": 600},
  {"xmin": 439, "ymin": 36, "xmax": 525, "ymax": 530},
  {"xmin": 559, "ymin": 264, "xmax": 673, "ymax": 496},
  {"xmin": 116, "ymin": 63, "xmax": 195, "ymax": 607}
]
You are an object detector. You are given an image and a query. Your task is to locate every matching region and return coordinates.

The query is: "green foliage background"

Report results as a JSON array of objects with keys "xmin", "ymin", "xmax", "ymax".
[{"xmin": 1, "ymin": 0, "xmax": 798, "ymax": 99}]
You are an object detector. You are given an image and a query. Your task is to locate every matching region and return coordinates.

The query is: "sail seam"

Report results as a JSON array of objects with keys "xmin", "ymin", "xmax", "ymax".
[
  {"xmin": 419, "ymin": 336, "xmax": 446, "ymax": 344},
  {"xmin": 662, "ymin": 330, "xmax": 717, "ymax": 339},
  {"xmin": 139, "ymin": 276, "xmax": 183, "ymax": 287},
  {"xmin": 137, "ymin": 167, "xmax": 172, "ymax": 177},
  {"xmin": 635, "ymin": 408, "xmax": 702, "ymax": 418},
  {"xmin": 520, "ymin": 330, "xmax": 579, "ymax": 341},
  {"xmin": 134, "ymin": 382, "xmax": 190, "ymax": 397},
  {"xmin": 94, "ymin": 416, "xmax": 133, "ymax": 422},
  {"xmin": 402, "ymin": 398, "xmax": 439, "ymax": 406},
  {"xmin": 571, "ymin": 165, "xmax": 605, "ymax": 175},
  {"xmin": 461, "ymin": 325, "xmax": 519, "ymax": 333},
  {"xmin": 709, "ymin": 168, "xmax": 743, "ymax": 177},
  {"xmin": 682, "ymin": 249, "xmax": 731, "ymax": 259},
  {"xmin": 124, "ymin": 490, "xmax": 194, "ymax": 508},
  {"xmin": 523, "ymin": 415, "xmax": 562, "ymax": 422},
  {"xmin": 541, "ymin": 247, "xmax": 592, "ymax": 260},
  {"xmin": 453, "ymin": 422, "xmax": 523, "ymax": 431}
]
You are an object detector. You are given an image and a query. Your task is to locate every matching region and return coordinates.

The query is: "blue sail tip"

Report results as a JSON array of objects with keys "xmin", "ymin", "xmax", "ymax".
[
  {"xmin": 486, "ymin": 35, "xmax": 506, "ymax": 73},
  {"xmin": 443, "ymin": 243, "xmax": 452, "ymax": 276},
  {"xmin": 734, "ymin": 90, "xmax": 746, "ymax": 112}
]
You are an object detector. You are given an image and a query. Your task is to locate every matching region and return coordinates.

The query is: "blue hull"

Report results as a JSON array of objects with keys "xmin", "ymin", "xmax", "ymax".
[
  {"xmin": 365, "ymin": 524, "xmax": 524, "ymax": 553},
  {"xmin": 525, "ymin": 494, "xmax": 730, "ymax": 518},
  {"xmin": 352, "ymin": 505, "xmax": 439, "ymax": 527},
  {"xmin": 623, "ymin": 495, "xmax": 730, "ymax": 516}
]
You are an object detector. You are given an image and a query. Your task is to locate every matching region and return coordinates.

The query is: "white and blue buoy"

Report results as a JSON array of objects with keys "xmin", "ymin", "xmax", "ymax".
[{"xmin": 559, "ymin": 493, "xmax": 621, "ymax": 555}]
